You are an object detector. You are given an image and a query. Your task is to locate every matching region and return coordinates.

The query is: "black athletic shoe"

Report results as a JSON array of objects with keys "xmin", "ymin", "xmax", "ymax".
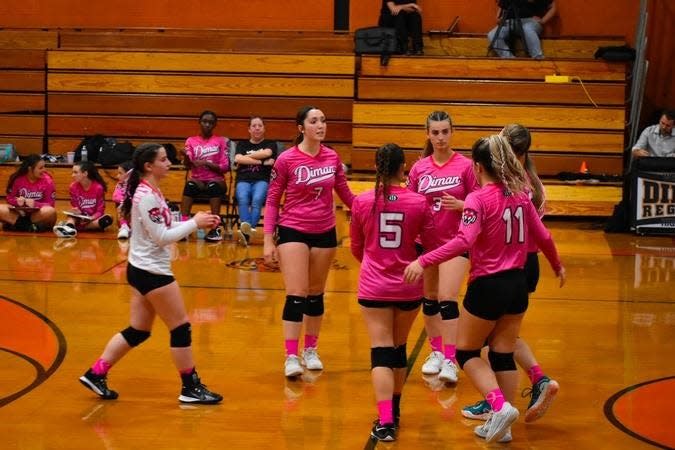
[
  {"xmin": 98, "ymin": 214, "xmax": 113, "ymax": 230},
  {"xmin": 79, "ymin": 369, "xmax": 118, "ymax": 400},
  {"xmin": 178, "ymin": 372, "xmax": 223, "ymax": 404},
  {"xmin": 371, "ymin": 420, "xmax": 396, "ymax": 442}
]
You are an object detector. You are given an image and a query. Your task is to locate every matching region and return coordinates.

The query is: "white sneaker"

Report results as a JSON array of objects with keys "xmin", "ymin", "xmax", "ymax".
[
  {"xmin": 117, "ymin": 224, "xmax": 130, "ymax": 239},
  {"xmin": 284, "ymin": 355, "xmax": 303, "ymax": 377},
  {"xmin": 240, "ymin": 221, "xmax": 252, "ymax": 235},
  {"xmin": 438, "ymin": 359, "xmax": 459, "ymax": 383},
  {"xmin": 474, "ymin": 422, "xmax": 512, "ymax": 443},
  {"xmin": 53, "ymin": 223, "xmax": 77, "ymax": 238},
  {"xmin": 483, "ymin": 402, "xmax": 519, "ymax": 443},
  {"xmin": 421, "ymin": 351, "xmax": 444, "ymax": 375},
  {"xmin": 236, "ymin": 229, "xmax": 249, "ymax": 247},
  {"xmin": 302, "ymin": 347, "xmax": 324, "ymax": 370}
]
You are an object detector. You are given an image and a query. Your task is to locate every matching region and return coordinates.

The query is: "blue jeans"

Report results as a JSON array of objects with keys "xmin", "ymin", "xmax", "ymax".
[
  {"xmin": 235, "ymin": 180, "xmax": 268, "ymax": 228},
  {"xmin": 487, "ymin": 18, "xmax": 544, "ymax": 58}
]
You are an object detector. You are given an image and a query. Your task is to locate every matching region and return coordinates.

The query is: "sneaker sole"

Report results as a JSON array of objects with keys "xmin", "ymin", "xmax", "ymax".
[
  {"xmin": 79, "ymin": 376, "xmax": 118, "ymax": 400},
  {"xmin": 178, "ymin": 395, "xmax": 222, "ymax": 404},
  {"xmin": 237, "ymin": 230, "xmax": 248, "ymax": 247},
  {"xmin": 525, "ymin": 380, "xmax": 559, "ymax": 423},
  {"xmin": 474, "ymin": 426, "xmax": 512, "ymax": 443},
  {"xmin": 285, "ymin": 368, "xmax": 304, "ymax": 377},
  {"xmin": 370, "ymin": 433, "xmax": 395, "ymax": 442},
  {"xmin": 461, "ymin": 410, "xmax": 491, "ymax": 421},
  {"xmin": 438, "ymin": 372, "xmax": 458, "ymax": 383},
  {"xmin": 486, "ymin": 406, "xmax": 519, "ymax": 443},
  {"xmin": 421, "ymin": 366, "xmax": 441, "ymax": 375}
]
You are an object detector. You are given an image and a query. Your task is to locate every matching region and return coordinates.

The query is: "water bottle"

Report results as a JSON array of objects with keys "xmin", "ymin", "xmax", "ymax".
[{"xmin": 81, "ymin": 145, "xmax": 88, "ymax": 162}]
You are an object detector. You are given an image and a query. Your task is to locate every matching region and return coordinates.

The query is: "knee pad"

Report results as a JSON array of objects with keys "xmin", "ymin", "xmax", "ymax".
[
  {"xmin": 182, "ymin": 180, "xmax": 202, "ymax": 198},
  {"xmin": 305, "ymin": 293, "xmax": 324, "ymax": 317},
  {"xmin": 393, "ymin": 344, "xmax": 407, "ymax": 369},
  {"xmin": 422, "ymin": 298, "xmax": 440, "ymax": 316},
  {"xmin": 456, "ymin": 348, "xmax": 482, "ymax": 369},
  {"xmin": 206, "ymin": 181, "xmax": 225, "ymax": 197},
  {"xmin": 120, "ymin": 326, "xmax": 151, "ymax": 347},
  {"xmin": 170, "ymin": 322, "xmax": 192, "ymax": 348},
  {"xmin": 282, "ymin": 295, "xmax": 305, "ymax": 322},
  {"xmin": 439, "ymin": 301, "xmax": 459, "ymax": 320},
  {"xmin": 371, "ymin": 346, "xmax": 397, "ymax": 369},
  {"xmin": 488, "ymin": 350, "xmax": 516, "ymax": 372}
]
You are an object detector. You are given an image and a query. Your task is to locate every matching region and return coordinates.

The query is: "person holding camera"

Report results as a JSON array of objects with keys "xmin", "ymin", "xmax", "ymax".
[{"xmin": 487, "ymin": 0, "xmax": 557, "ymax": 59}]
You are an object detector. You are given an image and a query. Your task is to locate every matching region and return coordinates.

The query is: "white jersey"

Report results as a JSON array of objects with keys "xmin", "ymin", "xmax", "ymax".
[{"xmin": 128, "ymin": 180, "xmax": 197, "ymax": 276}]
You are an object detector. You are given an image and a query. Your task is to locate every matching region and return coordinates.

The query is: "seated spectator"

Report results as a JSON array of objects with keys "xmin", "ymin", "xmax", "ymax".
[
  {"xmin": 0, "ymin": 154, "xmax": 57, "ymax": 232},
  {"xmin": 181, "ymin": 110, "xmax": 231, "ymax": 242},
  {"xmin": 632, "ymin": 110, "xmax": 675, "ymax": 159},
  {"xmin": 234, "ymin": 116, "xmax": 278, "ymax": 246},
  {"xmin": 487, "ymin": 0, "xmax": 557, "ymax": 59},
  {"xmin": 53, "ymin": 161, "xmax": 113, "ymax": 238},
  {"xmin": 378, "ymin": 1, "xmax": 424, "ymax": 55},
  {"xmin": 112, "ymin": 160, "xmax": 134, "ymax": 239}
]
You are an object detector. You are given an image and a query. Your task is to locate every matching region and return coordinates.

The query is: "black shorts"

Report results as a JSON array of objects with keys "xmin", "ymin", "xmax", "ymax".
[
  {"xmin": 524, "ymin": 252, "xmax": 540, "ymax": 293},
  {"xmin": 463, "ymin": 268, "xmax": 528, "ymax": 321},
  {"xmin": 277, "ymin": 225, "xmax": 337, "ymax": 248},
  {"xmin": 358, "ymin": 299, "xmax": 422, "ymax": 311},
  {"xmin": 127, "ymin": 263, "xmax": 175, "ymax": 296}
]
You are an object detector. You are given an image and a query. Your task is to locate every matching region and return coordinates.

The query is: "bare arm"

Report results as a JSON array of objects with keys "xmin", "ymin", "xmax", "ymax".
[{"xmin": 538, "ymin": 1, "xmax": 557, "ymax": 24}]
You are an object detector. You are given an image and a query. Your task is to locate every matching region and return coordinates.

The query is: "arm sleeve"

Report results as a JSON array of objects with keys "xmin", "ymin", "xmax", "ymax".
[
  {"xmin": 93, "ymin": 184, "xmax": 106, "ymax": 219},
  {"xmin": 138, "ymin": 194, "xmax": 198, "ymax": 245},
  {"xmin": 6, "ymin": 181, "xmax": 18, "ymax": 206},
  {"xmin": 112, "ymin": 183, "xmax": 125, "ymax": 204},
  {"xmin": 419, "ymin": 196, "xmax": 481, "ymax": 267},
  {"xmin": 263, "ymin": 157, "xmax": 287, "ymax": 234},
  {"xmin": 184, "ymin": 138, "xmax": 194, "ymax": 162},
  {"xmin": 334, "ymin": 159, "xmax": 355, "ymax": 209},
  {"xmin": 632, "ymin": 128, "xmax": 649, "ymax": 151},
  {"xmin": 38, "ymin": 176, "xmax": 56, "ymax": 208},
  {"xmin": 69, "ymin": 183, "xmax": 78, "ymax": 209},
  {"xmin": 406, "ymin": 165, "xmax": 419, "ymax": 193},
  {"xmin": 218, "ymin": 138, "xmax": 230, "ymax": 173},
  {"xmin": 349, "ymin": 198, "xmax": 365, "ymax": 262},
  {"xmin": 526, "ymin": 201, "xmax": 562, "ymax": 273}
]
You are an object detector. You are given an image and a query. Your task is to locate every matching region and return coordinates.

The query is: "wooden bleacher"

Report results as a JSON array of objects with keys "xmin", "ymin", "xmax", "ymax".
[
  {"xmin": 0, "ymin": 29, "xmax": 627, "ymax": 216},
  {"xmin": 353, "ymin": 54, "xmax": 628, "ymax": 177}
]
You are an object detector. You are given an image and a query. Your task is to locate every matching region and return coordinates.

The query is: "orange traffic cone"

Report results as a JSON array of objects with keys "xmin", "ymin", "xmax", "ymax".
[{"xmin": 579, "ymin": 161, "xmax": 589, "ymax": 174}]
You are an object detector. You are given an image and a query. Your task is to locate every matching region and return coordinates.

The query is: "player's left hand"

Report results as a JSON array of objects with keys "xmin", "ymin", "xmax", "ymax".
[{"xmin": 441, "ymin": 193, "xmax": 463, "ymax": 211}]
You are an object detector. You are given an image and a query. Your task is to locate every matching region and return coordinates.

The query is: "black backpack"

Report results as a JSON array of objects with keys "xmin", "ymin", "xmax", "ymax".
[
  {"xmin": 98, "ymin": 142, "xmax": 135, "ymax": 167},
  {"xmin": 74, "ymin": 135, "xmax": 114, "ymax": 163}
]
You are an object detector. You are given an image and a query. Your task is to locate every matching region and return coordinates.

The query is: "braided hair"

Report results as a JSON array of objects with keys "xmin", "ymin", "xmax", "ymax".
[
  {"xmin": 423, "ymin": 110, "xmax": 453, "ymax": 157},
  {"xmin": 501, "ymin": 124, "xmax": 544, "ymax": 210},
  {"xmin": 372, "ymin": 143, "xmax": 405, "ymax": 214},
  {"xmin": 471, "ymin": 135, "xmax": 527, "ymax": 195},
  {"xmin": 121, "ymin": 143, "xmax": 164, "ymax": 220}
]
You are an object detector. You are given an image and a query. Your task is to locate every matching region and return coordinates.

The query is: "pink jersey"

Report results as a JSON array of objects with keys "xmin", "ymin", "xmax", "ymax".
[
  {"xmin": 112, "ymin": 180, "xmax": 126, "ymax": 204},
  {"xmin": 264, "ymin": 145, "xmax": 354, "ymax": 234},
  {"xmin": 419, "ymin": 183, "xmax": 561, "ymax": 282},
  {"xmin": 69, "ymin": 180, "xmax": 106, "ymax": 219},
  {"xmin": 184, "ymin": 134, "xmax": 230, "ymax": 182},
  {"xmin": 351, "ymin": 186, "xmax": 439, "ymax": 301},
  {"xmin": 7, "ymin": 173, "xmax": 56, "ymax": 208},
  {"xmin": 407, "ymin": 153, "xmax": 479, "ymax": 245}
]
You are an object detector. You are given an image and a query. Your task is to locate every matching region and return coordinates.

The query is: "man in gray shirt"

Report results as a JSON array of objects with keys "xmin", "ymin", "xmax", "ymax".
[{"xmin": 632, "ymin": 110, "xmax": 675, "ymax": 158}]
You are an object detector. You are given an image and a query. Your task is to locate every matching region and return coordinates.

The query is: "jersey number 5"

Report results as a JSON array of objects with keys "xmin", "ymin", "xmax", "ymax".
[
  {"xmin": 379, "ymin": 212, "xmax": 403, "ymax": 249},
  {"xmin": 502, "ymin": 206, "xmax": 525, "ymax": 244}
]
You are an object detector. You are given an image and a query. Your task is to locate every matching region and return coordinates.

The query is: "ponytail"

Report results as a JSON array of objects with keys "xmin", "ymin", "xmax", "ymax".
[
  {"xmin": 501, "ymin": 124, "xmax": 544, "ymax": 210},
  {"xmin": 121, "ymin": 143, "xmax": 163, "ymax": 220}
]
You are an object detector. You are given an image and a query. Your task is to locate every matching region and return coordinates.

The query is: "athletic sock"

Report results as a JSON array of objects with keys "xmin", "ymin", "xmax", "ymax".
[
  {"xmin": 377, "ymin": 399, "xmax": 394, "ymax": 425},
  {"xmin": 527, "ymin": 364, "xmax": 545, "ymax": 384},
  {"xmin": 486, "ymin": 388, "xmax": 506, "ymax": 412},
  {"xmin": 285, "ymin": 339, "xmax": 299, "ymax": 356},
  {"xmin": 91, "ymin": 358, "xmax": 112, "ymax": 376},
  {"xmin": 443, "ymin": 344, "xmax": 456, "ymax": 362},
  {"xmin": 429, "ymin": 336, "xmax": 442, "ymax": 353},
  {"xmin": 392, "ymin": 393, "xmax": 401, "ymax": 419},
  {"xmin": 304, "ymin": 334, "xmax": 318, "ymax": 349}
]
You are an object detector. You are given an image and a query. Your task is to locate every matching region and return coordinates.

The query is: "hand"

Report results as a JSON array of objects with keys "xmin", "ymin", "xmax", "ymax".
[
  {"xmin": 410, "ymin": 3, "xmax": 422, "ymax": 12},
  {"xmin": 632, "ymin": 149, "xmax": 649, "ymax": 158},
  {"xmin": 403, "ymin": 260, "xmax": 424, "ymax": 284},
  {"xmin": 263, "ymin": 158, "xmax": 275, "ymax": 166},
  {"xmin": 391, "ymin": 5, "xmax": 401, "ymax": 15},
  {"xmin": 192, "ymin": 211, "xmax": 221, "ymax": 229},
  {"xmin": 441, "ymin": 193, "xmax": 463, "ymax": 211},
  {"xmin": 263, "ymin": 237, "xmax": 279, "ymax": 266},
  {"xmin": 191, "ymin": 159, "xmax": 206, "ymax": 167},
  {"xmin": 16, "ymin": 197, "xmax": 25, "ymax": 206},
  {"xmin": 556, "ymin": 266, "xmax": 566, "ymax": 288},
  {"xmin": 533, "ymin": 16, "xmax": 543, "ymax": 23},
  {"xmin": 25, "ymin": 198, "xmax": 35, "ymax": 208}
]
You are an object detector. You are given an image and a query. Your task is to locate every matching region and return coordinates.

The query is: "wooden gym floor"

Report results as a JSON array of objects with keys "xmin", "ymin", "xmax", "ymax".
[{"xmin": 1, "ymin": 211, "xmax": 674, "ymax": 449}]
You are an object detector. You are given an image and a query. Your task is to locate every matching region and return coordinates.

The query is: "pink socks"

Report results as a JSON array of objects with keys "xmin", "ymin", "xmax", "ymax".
[
  {"xmin": 486, "ymin": 388, "xmax": 506, "ymax": 412},
  {"xmin": 377, "ymin": 399, "xmax": 394, "ymax": 425},
  {"xmin": 527, "ymin": 364, "xmax": 545, "ymax": 384},
  {"xmin": 91, "ymin": 358, "xmax": 112, "ymax": 376},
  {"xmin": 304, "ymin": 334, "xmax": 318, "ymax": 349},
  {"xmin": 285, "ymin": 339, "xmax": 299, "ymax": 356},
  {"xmin": 429, "ymin": 336, "xmax": 442, "ymax": 353},
  {"xmin": 443, "ymin": 344, "xmax": 456, "ymax": 362}
]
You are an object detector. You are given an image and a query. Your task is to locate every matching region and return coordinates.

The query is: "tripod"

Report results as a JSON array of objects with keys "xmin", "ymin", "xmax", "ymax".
[{"xmin": 487, "ymin": 0, "xmax": 530, "ymax": 57}]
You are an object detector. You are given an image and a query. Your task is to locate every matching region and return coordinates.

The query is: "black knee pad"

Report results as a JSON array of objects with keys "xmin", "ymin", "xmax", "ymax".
[
  {"xmin": 393, "ymin": 344, "xmax": 407, "ymax": 369},
  {"xmin": 439, "ymin": 301, "xmax": 459, "ymax": 320},
  {"xmin": 371, "ymin": 346, "xmax": 397, "ymax": 369},
  {"xmin": 488, "ymin": 350, "xmax": 516, "ymax": 372},
  {"xmin": 456, "ymin": 348, "xmax": 482, "ymax": 369},
  {"xmin": 120, "ymin": 326, "xmax": 151, "ymax": 347},
  {"xmin": 206, "ymin": 181, "xmax": 225, "ymax": 197},
  {"xmin": 170, "ymin": 322, "xmax": 192, "ymax": 348},
  {"xmin": 422, "ymin": 298, "xmax": 440, "ymax": 316},
  {"xmin": 305, "ymin": 293, "xmax": 324, "ymax": 317},
  {"xmin": 182, "ymin": 180, "xmax": 202, "ymax": 197},
  {"xmin": 282, "ymin": 295, "xmax": 305, "ymax": 322}
]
